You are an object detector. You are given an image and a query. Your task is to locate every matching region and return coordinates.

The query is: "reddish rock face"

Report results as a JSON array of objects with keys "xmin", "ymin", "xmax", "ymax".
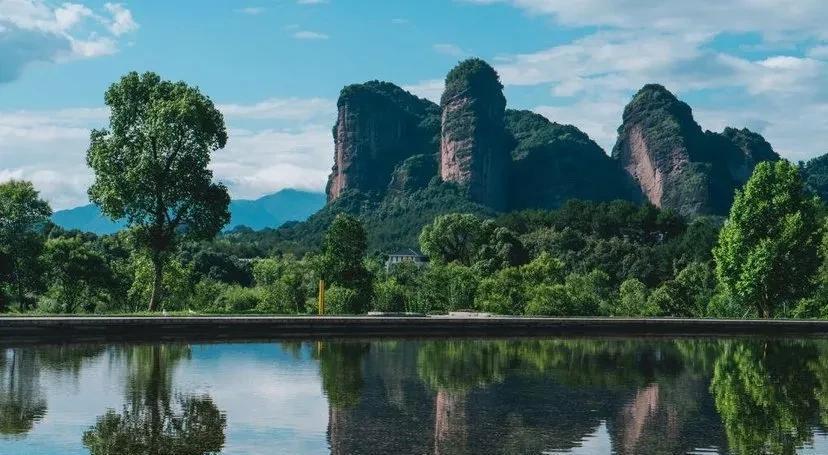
[
  {"xmin": 327, "ymin": 103, "xmax": 406, "ymax": 201},
  {"xmin": 439, "ymin": 59, "xmax": 509, "ymax": 211},
  {"xmin": 617, "ymin": 124, "xmax": 689, "ymax": 208},
  {"xmin": 612, "ymin": 84, "xmax": 779, "ymax": 216},
  {"xmin": 326, "ymin": 82, "xmax": 440, "ymax": 202}
]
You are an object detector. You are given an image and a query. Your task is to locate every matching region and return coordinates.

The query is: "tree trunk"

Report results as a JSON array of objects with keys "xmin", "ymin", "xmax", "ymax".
[{"xmin": 149, "ymin": 255, "xmax": 164, "ymax": 312}]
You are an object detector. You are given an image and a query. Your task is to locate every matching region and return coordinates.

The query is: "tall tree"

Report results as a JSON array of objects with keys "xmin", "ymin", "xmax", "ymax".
[
  {"xmin": 0, "ymin": 180, "xmax": 51, "ymax": 311},
  {"xmin": 419, "ymin": 213, "xmax": 487, "ymax": 266},
  {"xmin": 321, "ymin": 214, "xmax": 371, "ymax": 308},
  {"xmin": 87, "ymin": 72, "xmax": 230, "ymax": 311},
  {"xmin": 713, "ymin": 161, "xmax": 821, "ymax": 318}
]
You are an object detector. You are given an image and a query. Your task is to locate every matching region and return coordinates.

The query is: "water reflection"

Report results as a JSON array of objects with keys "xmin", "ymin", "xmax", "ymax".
[
  {"xmin": 82, "ymin": 345, "xmax": 227, "ymax": 455},
  {"xmin": 3, "ymin": 338, "xmax": 828, "ymax": 454}
]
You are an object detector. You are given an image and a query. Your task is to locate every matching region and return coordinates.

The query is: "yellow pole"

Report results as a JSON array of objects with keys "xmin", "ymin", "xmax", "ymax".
[{"xmin": 318, "ymin": 279, "xmax": 326, "ymax": 315}]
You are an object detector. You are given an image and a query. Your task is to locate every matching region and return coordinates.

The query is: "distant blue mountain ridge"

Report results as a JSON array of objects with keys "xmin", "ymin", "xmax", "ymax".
[{"xmin": 51, "ymin": 189, "xmax": 326, "ymax": 235}]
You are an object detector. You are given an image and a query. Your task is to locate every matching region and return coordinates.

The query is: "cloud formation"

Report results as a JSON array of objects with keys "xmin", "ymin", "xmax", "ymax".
[
  {"xmin": 0, "ymin": 1, "xmax": 138, "ymax": 82},
  {"xmin": 457, "ymin": 0, "xmax": 828, "ymax": 160},
  {"xmin": 293, "ymin": 30, "xmax": 328, "ymax": 40},
  {"xmin": 0, "ymin": 99, "xmax": 335, "ymax": 210}
]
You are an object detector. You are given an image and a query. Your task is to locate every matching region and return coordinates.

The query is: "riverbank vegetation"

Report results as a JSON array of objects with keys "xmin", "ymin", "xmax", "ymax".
[{"xmin": 2, "ymin": 159, "xmax": 827, "ymax": 319}]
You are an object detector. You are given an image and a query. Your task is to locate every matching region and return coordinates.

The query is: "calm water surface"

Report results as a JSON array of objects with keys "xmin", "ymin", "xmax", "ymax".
[{"xmin": 3, "ymin": 337, "xmax": 828, "ymax": 454}]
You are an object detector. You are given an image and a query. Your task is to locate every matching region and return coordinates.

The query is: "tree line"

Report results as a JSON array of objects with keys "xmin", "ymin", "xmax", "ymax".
[{"xmin": 0, "ymin": 72, "xmax": 826, "ymax": 318}]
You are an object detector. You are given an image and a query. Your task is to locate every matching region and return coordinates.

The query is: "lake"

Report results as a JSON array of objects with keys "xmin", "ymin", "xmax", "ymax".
[{"xmin": 2, "ymin": 337, "xmax": 828, "ymax": 454}]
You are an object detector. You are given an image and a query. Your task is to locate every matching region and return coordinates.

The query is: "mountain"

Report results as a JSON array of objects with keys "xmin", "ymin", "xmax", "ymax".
[
  {"xmin": 52, "ymin": 189, "xmax": 326, "ymax": 235},
  {"xmin": 612, "ymin": 84, "xmax": 779, "ymax": 216},
  {"xmin": 51, "ymin": 204, "xmax": 127, "ymax": 235},
  {"xmin": 223, "ymin": 59, "xmax": 783, "ymax": 253},
  {"xmin": 227, "ymin": 189, "xmax": 326, "ymax": 230}
]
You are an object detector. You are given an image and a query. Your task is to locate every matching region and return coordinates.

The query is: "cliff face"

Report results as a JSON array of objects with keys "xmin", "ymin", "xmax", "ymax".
[
  {"xmin": 440, "ymin": 59, "xmax": 509, "ymax": 210},
  {"xmin": 612, "ymin": 84, "xmax": 779, "ymax": 216},
  {"xmin": 326, "ymin": 81, "xmax": 440, "ymax": 202},
  {"xmin": 323, "ymin": 66, "xmax": 778, "ymax": 221},
  {"xmin": 506, "ymin": 110, "xmax": 641, "ymax": 209}
]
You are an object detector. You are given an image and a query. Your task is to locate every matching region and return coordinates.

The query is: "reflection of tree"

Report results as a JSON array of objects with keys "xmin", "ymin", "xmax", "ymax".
[
  {"xmin": 0, "ymin": 350, "xmax": 46, "ymax": 436},
  {"xmin": 314, "ymin": 341, "xmax": 369, "ymax": 455},
  {"xmin": 315, "ymin": 342, "xmax": 369, "ymax": 409},
  {"xmin": 0, "ymin": 345, "xmax": 105, "ymax": 437},
  {"xmin": 83, "ymin": 344, "xmax": 226, "ymax": 455},
  {"xmin": 710, "ymin": 340, "xmax": 819, "ymax": 455},
  {"xmin": 82, "ymin": 394, "xmax": 225, "ymax": 455}
]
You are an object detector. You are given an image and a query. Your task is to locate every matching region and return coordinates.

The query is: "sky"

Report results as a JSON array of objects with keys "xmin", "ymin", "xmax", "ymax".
[{"xmin": 2, "ymin": 0, "xmax": 828, "ymax": 210}]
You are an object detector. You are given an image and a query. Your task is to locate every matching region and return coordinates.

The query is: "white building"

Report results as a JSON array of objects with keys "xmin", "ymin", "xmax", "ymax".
[{"xmin": 385, "ymin": 249, "xmax": 427, "ymax": 271}]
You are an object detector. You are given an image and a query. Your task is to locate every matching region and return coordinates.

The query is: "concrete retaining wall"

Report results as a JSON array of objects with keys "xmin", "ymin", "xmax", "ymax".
[{"xmin": 2, "ymin": 316, "xmax": 828, "ymax": 344}]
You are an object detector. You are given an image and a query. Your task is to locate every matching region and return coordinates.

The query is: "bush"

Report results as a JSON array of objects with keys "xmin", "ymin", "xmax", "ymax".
[
  {"xmin": 325, "ymin": 286, "xmax": 362, "ymax": 314},
  {"xmin": 188, "ymin": 279, "xmax": 229, "ymax": 313},
  {"xmin": 613, "ymin": 278, "xmax": 660, "ymax": 316},
  {"xmin": 372, "ymin": 279, "xmax": 408, "ymax": 312},
  {"xmin": 214, "ymin": 285, "xmax": 262, "ymax": 313}
]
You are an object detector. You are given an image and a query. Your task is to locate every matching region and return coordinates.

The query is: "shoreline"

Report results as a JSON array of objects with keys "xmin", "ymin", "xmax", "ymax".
[{"xmin": 3, "ymin": 316, "xmax": 828, "ymax": 344}]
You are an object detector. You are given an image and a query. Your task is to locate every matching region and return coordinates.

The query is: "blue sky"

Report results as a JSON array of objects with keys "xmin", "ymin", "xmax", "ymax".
[{"xmin": 2, "ymin": 0, "xmax": 828, "ymax": 209}]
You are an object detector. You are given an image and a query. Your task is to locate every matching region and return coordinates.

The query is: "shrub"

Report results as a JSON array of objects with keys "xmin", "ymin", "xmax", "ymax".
[
  {"xmin": 613, "ymin": 278, "xmax": 660, "ymax": 316},
  {"xmin": 325, "ymin": 286, "xmax": 361, "ymax": 314},
  {"xmin": 214, "ymin": 285, "xmax": 262, "ymax": 313},
  {"xmin": 372, "ymin": 279, "xmax": 408, "ymax": 312}
]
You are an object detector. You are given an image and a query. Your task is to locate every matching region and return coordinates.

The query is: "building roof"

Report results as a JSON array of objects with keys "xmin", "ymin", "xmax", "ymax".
[{"xmin": 387, "ymin": 248, "xmax": 425, "ymax": 258}]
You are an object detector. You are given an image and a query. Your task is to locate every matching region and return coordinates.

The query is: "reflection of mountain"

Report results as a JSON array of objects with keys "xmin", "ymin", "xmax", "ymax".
[
  {"xmin": 83, "ymin": 344, "xmax": 227, "ymax": 455},
  {"xmin": 318, "ymin": 339, "xmax": 747, "ymax": 455}
]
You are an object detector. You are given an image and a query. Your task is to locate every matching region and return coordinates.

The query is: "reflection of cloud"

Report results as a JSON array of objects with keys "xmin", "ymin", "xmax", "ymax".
[{"xmin": 179, "ymin": 344, "xmax": 330, "ymax": 454}]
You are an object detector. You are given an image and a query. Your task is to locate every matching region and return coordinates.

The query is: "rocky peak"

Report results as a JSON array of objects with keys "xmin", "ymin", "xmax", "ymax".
[
  {"xmin": 326, "ymin": 81, "xmax": 440, "ymax": 202},
  {"xmin": 612, "ymin": 84, "xmax": 776, "ymax": 216},
  {"xmin": 439, "ymin": 58, "xmax": 509, "ymax": 210}
]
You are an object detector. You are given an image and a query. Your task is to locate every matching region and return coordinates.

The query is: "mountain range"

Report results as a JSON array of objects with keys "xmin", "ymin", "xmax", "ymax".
[
  {"xmin": 52, "ymin": 189, "xmax": 326, "ymax": 235},
  {"xmin": 258, "ymin": 58, "xmax": 784, "ymax": 253}
]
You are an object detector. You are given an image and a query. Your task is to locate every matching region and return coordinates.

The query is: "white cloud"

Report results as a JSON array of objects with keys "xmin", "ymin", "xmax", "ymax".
[
  {"xmin": 0, "ymin": 99, "xmax": 336, "ymax": 210},
  {"xmin": 212, "ymin": 126, "xmax": 333, "ymax": 199},
  {"xmin": 461, "ymin": 0, "xmax": 828, "ymax": 39},
  {"xmin": 297, "ymin": 0, "xmax": 327, "ymax": 4},
  {"xmin": 235, "ymin": 7, "xmax": 266, "ymax": 15},
  {"xmin": 219, "ymin": 98, "xmax": 334, "ymax": 121},
  {"xmin": 292, "ymin": 30, "xmax": 328, "ymax": 40},
  {"xmin": 433, "ymin": 43, "xmax": 466, "ymax": 57},
  {"xmin": 0, "ymin": 0, "xmax": 138, "ymax": 82},
  {"xmin": 104, "ymin": 3, "xmax": 138, "ymax": 36},
  {"xmin": 403, "ymin": 79, "xmax": 444, "ymax": 103},
  {"xmin": 391, "ymin": 18, "xmax": 408, "ymax": 25}
]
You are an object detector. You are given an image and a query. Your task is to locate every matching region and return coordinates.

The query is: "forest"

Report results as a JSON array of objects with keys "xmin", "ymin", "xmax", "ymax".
[{"xmin": 3, "ymin": 71, "xmax": 828, "ymax": 319}]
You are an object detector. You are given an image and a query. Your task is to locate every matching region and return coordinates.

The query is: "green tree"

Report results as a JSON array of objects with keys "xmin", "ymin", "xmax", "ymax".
[
  {"xmin": 254, "ymin": 256, "xmax": 309, "ymax": 314},
  {"xmin": 419, "ymin": 213, "xmax": 486, "ymax": 266},
  {"xmin": 413, "ymin": 263, "xmax": 479, "ymax": 313},
  {"xmin": 713, "ymin": 161, "xmax": 822, "ymax": 318},
  {"xmin": 0, "ymin": 180, "xmax": 51, "ymax": 311},
  {"xmin": 372, "ymin": 278, "xmax": 408, "ymax": 312},
  {"xmin": 128, "ymin": 256, "xmax": 195, "ymax": 312},
  {"xmin": 41, "ymin": 236, "xmax": 113, "ymax": 313},
  {"xmin": 614, "ymin": 278, "xmax": 660, "ymax": 316},
  {"xmin": 321, "ymin": 214, "xmax": 371, "ymax": 309},
  {"xmin": 87, "ymin": 72, "xmax": 230, "ymax": 311}
]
